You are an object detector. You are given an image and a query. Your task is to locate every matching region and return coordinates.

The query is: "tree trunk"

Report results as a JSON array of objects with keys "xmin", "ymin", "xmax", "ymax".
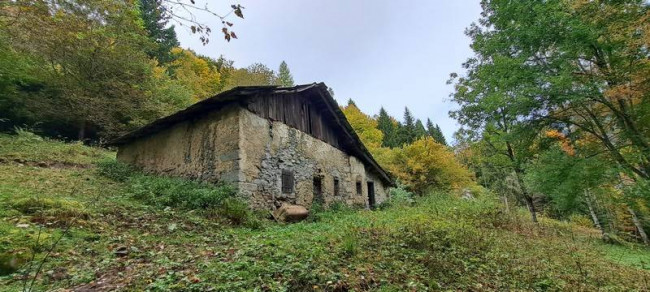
[
  {"xmin": 503, "ymin": 195, "xmax": 510, "ymax": 213},
  {"xmin": 513, "ymin": 168, "xmax": 537, "ymax": 223},
  {"xmin": 78, "ymin": 120, "xmax": 86, "ymax": 141},
  {"xmin": 524, "ymin": 195, "xmax": 538, "ymax": 223},
  {"xmin": 584, "ymin": 190, "xmax": 608, "ymax": 242},
  {"xmin": 585, "ymin": 191, "xmax": 602, "ymax": 231},
  {"xmin": 627, "ymin": 206, "xmax": 649, "ymax": 245}
]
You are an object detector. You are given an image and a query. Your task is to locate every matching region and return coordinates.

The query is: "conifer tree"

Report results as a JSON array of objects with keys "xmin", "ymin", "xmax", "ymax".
[
  {"xmin": 277, "ymin": 60, "xmax": 294, "ymax": 87},
  {"xmin": 426, "ymin": 118, "xmax": 447, "ymax": 146},
  {"xmin": 434, "ymin": 124, "xmax": 447, "ymax": 146},
  {"xmin": 426, "ymin": 118, "xmax": 436, "ymax": 137},
  {"xmin": 139, "ymin": 0, "xmax": 179, "ymax": 64},
  {"xmin": 415, "ymin": 119, "xmax": 427, "ymax": 139},
  {"xmin": 399, "ymin": 107, "xmax": 416, "ymax": 145},
  {"xmin": 377, "ymin": 107, "xmax": 397, "ymax": 148}
]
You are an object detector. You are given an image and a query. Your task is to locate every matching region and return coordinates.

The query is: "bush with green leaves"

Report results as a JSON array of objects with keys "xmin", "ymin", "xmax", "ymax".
[
  {"xmin": 97, "ymin": 160, "xmax": 259, "ymax": 226},
  {"xmin": 388, "ymin": 183, "xmax": 416, "ymax": 205},
  {"xmin": 96, "ymin": 159, "xmax": 134, "ymax": 182}
]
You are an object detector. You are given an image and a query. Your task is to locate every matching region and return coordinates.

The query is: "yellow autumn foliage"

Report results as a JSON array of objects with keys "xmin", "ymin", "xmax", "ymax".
[
  {"xmin": 341, "ymin": 104, "xmax": 475, "ymax": 193},
  {"xmin": 168, "ymin": 48, "xmax": 221, "ymax": 102},
  {"xmin": 341, "ymin": 104, "xmax": 383, "ymax": 150},
  {"xmin": 388, "ymin": 137, "xmax": 474, "ymax": 193}
]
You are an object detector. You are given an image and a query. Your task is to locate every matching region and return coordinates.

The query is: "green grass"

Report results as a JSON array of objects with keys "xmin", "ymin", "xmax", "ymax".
[
  {"xmin": 1, "ymin": 132, "xmax": 650, "ymax": 291},
  {"xmin": 599, "ymin": 243, "xmax": 650, "ymax": 270},
  {"xmin": 0, "ymin": 130, "xmax": 114, "ymax": 165}
]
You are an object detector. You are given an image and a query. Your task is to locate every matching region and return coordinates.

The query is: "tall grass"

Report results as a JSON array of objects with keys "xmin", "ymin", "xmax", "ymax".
[{"xmin": 97, "ymin": 160, "xmax": 260, "ymax": 227}]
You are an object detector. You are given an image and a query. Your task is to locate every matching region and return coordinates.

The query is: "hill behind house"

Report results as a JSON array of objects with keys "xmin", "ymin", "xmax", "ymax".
[{"xmin": 1, "ymin": 132, "xmax": 649, "ymax": 291}]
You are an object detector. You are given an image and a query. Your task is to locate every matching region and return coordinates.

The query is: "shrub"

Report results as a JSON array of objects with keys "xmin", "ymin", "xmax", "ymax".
[
  {"xmin": 97, "ymin": 159, "xmax": 257, "ymax": 226},
  {"xmin": 385, "ymin": 183, "xmax": 416, "ymax": 207},
  {"xmin": 127, "ymin": 175, "xmax": 237, "ymax": 210},
  {"xmin": 568, "ymin": 213, "xmax": 593, "ymax": 228},
  {"xmin": 328, "ymin": 201, "xmax": 354, "ymax": 213},
  {"xmin": 97, "ymin": 160, "xmax": 134, "ymax": 182},
  {"xmin": 98, "ymin": 160, "xmax": 237, "ymax": 210},
  {"xmin": 218, "ymin": 197, "xmax": 254, "ymax": 225},
  {"xmin": 385, "ymin": 137, "xmax": 475, "ymax": 194},
  {"xmin": 14, "ymin": 127, "xmax": 44, "ymax": 142},
  {"xmin": 305, "ymin": 201, "xmax": 325, "ymax": 222}
]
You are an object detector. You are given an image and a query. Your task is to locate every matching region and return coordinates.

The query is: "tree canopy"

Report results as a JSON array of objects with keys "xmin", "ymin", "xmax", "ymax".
[{"xmin": 450, "ymin": 0, "xmax": 650, "ymax": 239}]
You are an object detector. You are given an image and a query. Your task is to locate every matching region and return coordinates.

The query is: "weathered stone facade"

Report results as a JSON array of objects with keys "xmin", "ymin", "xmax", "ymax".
[
  {"xmin": 114, "ymin": 84, "xmax": 393, "ymax": 211},
  {"xmin": 117, "ymin": 105, "xmax": 241, "ymax": 184},
  {"xmin": 239, "ymin": 109, "xmax": 388, "ymax": 209}
]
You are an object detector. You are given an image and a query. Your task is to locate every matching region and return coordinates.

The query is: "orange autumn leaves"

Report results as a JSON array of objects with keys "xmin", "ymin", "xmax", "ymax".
[{"xmin": 545, "ymin": 130, "xmax": 575, "ymax": 156}]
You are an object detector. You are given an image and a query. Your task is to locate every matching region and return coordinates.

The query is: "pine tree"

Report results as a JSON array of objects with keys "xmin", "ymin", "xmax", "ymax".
[
  {"xmin": 434, "ymin": 124, "xmax": 447, "ymax": 146},
  {"xmin": 415, "ymin": 119, "xmax": 427, "ymax": 139},
  {"xmin": 426, "ymin": 118, "xmax": 447, "ymax": 146},
  {"xmin": 347, "ymin": 99, "xmax": 357, "ymax": 107},
  {"xmin": 139, "ymin": 0, "xmax": 179, "ymax": 64},
  {"xmin": 377, "ymin": 107, "xmax": 397, "ymax": 148},
  {"xmin": 426, "ymin": 118, "xmax": 436, "ymax": 137},
  {"xmin": 399, "ymin": 107, "xmax": 416, "ymax": 145},
  {"xmin": 277, "ymin": 61, "xmax": 294, "ymax": 87}
]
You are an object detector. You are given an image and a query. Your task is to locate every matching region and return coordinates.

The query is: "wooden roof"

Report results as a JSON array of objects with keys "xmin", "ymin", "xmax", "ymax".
[{"xmin": 109, "ymin": 83, "xmax": 394, "ymax": 186}]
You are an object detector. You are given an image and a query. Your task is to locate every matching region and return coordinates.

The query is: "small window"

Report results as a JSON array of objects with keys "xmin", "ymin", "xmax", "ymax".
[
  {"xmin": 334, "ymin": 178, "xmax": 340, "ymax": 196},
  {"xmin": 356, "ymin": 181, "xmax": 362, "ymax": 195},
  {"xmin": 282, "ymin": 170, "xmax": 294, "ymax": 193}
]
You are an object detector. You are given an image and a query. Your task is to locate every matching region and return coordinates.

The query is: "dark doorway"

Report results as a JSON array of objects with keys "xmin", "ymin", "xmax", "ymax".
[
  {"xmin": 313, "ymin": 177, "xmax": 323, "ymax": 205},
  {"xmin": 367, "ymin": 181, "xmax": 376, "ymax": 209}
]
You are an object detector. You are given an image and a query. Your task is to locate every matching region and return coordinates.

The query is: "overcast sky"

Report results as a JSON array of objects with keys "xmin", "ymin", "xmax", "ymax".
[{"xmin": 175, "ymin": 1, "xmax": 482, "ymax": 143}]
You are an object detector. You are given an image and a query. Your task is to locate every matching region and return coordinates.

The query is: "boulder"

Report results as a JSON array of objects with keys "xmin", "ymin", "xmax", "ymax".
[{"xmin": 273, "ymin": 204, "xmax": 309, "ymax": 222}]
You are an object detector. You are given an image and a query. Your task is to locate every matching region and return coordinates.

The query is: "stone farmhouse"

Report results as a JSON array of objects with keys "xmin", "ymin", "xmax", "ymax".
[{"xmin": 110, "ymin": 83, "xmax": 394, "ymax": 210}]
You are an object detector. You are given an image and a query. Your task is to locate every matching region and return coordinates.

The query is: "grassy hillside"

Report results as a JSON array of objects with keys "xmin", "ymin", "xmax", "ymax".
[{"xmin": 1, "ymin": 132, "xmax": 649, "ymax": 291}]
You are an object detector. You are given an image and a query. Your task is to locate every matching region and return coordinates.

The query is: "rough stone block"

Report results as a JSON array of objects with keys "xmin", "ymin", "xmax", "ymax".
[{"xmin": 272, "ymin": 204, "xmax": 309, "ymax": 222}]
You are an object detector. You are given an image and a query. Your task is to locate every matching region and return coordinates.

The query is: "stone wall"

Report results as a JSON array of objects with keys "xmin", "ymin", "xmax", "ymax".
[
  {"xmin": 116, "ymin": 105, "xmax": 241, "ymax": 184},
  {"xmin": 116, "ymin": 105, "xmax": 389, "ymax": 211},
  {"xmin": 238, "ymin": 108, "xmax": 388, "ymax": 210}
]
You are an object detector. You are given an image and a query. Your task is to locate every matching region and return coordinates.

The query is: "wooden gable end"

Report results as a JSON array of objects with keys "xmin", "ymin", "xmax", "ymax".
[{"xmin": 245, "ymin": 92, "xmax": 341, "ymax": 150}]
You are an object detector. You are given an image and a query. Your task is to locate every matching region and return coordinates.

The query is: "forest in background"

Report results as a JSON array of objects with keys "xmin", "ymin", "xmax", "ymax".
[
  {"xmin": 1, "ymin": 0, "xmax": 650, "ymax": 248},
  {"xmin": 0, "ymin": 0, "xmax": 287, "ymax": 142},
  {"xmin": 0, "ymin": 0, "xmax": 471, "ymax": 195}
]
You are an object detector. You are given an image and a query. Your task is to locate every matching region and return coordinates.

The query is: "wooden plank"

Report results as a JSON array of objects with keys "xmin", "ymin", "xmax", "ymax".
[
  {"xmin": 275, "ymin": 95, "xmax": 283, "ymax": 121},
  {"xmin": 244, "ymin": 93, "xmax": 344, "ymax": 153},
  {"xmin": 301, "ymin": 101, "xmax": 308, "ymax": 132}
]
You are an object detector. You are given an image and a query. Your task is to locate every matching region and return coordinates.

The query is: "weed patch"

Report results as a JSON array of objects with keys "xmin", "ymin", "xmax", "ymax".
[
  {"xmin": 98, "ymin": 160, "xmax": 260, "ymax": 227},
  {"xmin": 11, "ymin": 197, "xmax": 90, "ymax": 225}
]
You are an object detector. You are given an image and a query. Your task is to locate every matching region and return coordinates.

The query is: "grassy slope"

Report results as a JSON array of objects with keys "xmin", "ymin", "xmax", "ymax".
[{"xmin": 0, "ymin": 133, "xmax": 649, "ymax": 291}]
